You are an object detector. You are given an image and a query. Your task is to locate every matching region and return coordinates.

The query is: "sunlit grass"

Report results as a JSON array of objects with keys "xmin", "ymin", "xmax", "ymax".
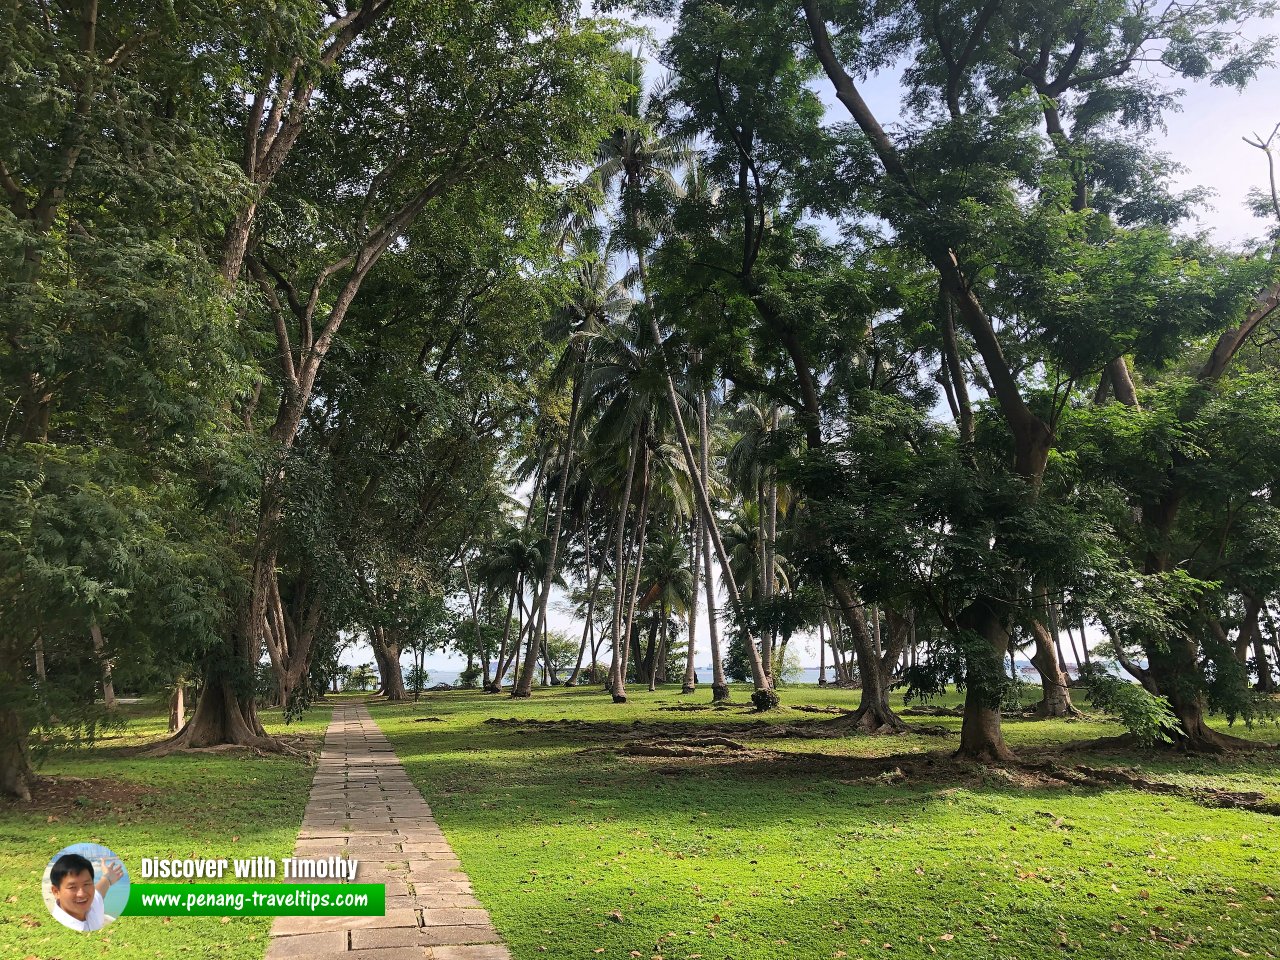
[
  {"xmin": 372, "ymin": 683, "xmax": 1280, "ymax": 960},
  {"xmin": 1, "ymin": 696, "xmax": 330, "ymax": 960}
]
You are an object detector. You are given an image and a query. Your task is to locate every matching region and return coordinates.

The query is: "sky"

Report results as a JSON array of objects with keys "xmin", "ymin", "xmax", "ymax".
[{"xmin": 352, "ymin": 6, "xmax": 1280, "ymax": 678}]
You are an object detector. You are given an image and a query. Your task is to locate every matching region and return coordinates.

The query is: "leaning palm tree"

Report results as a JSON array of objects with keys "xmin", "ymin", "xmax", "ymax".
[
  {"xmin": 590, "ymin": 55, "xmax": 775, "ymax": 708},
  {"xmin": 513, "ymin": 229, "xmax": 631, "ymax": 698}
]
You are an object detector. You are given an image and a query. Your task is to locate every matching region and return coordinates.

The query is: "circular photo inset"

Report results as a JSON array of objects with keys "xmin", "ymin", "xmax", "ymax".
[{"xmin": 42, "ymin": 842, "xmax": 130, "ymax": 932}]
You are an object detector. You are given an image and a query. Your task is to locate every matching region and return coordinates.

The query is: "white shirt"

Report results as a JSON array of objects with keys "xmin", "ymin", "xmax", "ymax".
[{"xmin": 51, "ymin": 889, "xmax": 106, "ymax": 931}]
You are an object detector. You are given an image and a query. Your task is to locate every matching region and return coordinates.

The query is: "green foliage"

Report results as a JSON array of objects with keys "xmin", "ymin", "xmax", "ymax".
[
  {"xmin": 543, "ymin": 631, "xmax": 581, "ymax": 676},
  {"xmin": 406, "ymin": 665, "xmax": 432, "ymax": 698},
  {"xmin": 345, "ymin": 663, "xmax": 378, "ymax": 692},
  {"xmin": 1078, "ymin": 663, "xmax": 1181, "ymax": 745},
  {"xmin": 722, "ymin": 630, "xmax": 751, "ymax": 684}
]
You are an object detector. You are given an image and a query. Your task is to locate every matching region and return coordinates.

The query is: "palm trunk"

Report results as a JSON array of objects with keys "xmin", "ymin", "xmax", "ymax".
[
  {"xmin": 649, "ymin": 604, "xmax": 665, "ymax": 692},
  {"xmin": 567, "ymin": 545, "xmax": 604, "ymax": 686},
  {"xmin": 818, "ymin": 617, "xmax": 827, "ymax": 685},
  {"xmin": 640, "ymin": 304, "xmax": 772, "ymax": 706},
  {"xmin": 461, "ymin": 554, "xmax": 488, "ymax": 685},
  {"xmin": 618, "ymin": 440, "xmax": 653, "ymax": 701},
  {"xmin": 609, "ymin": 425, "xmax": 642, "ymax": 702},
  {"xmin": 515, "ymin": 361, "xmax": 585, "ymax": 698},
  {"xmin": 700, "ymin": 392, "xmax": 730, "ymax": 703},
  {"xmin": 758, "ymin": 478, "xmax": 772, "ymax": 682},
  {"xmin": 487, "ymin": 582, "xmax": 520, "ymax": 692},
  {"xmin": 682, "ymin": 515, "xmax": 701, "ymax": 694},
  {"xmin": 763, "ymin": 404, "xmax": 780, "ymax": 683}
]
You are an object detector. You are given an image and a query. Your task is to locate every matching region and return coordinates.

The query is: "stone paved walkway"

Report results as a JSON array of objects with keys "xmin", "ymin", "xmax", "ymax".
[{"xmin": 266, "ymin": 702, "xmax": 510, "ymax": 960}]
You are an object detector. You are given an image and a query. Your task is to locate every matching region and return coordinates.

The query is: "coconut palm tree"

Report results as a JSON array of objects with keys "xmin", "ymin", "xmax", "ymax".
[
  {"xmin": 590, "ymin": 54, "xmax": 776, "ymax": 707},
  {"xmin": 635, "ymin": 526, "xmax": 695, "ymax": 688},
  {"xmin": 514, "ymin": 230, "xmax": 630, "ymax": 698},
  {"xmin": 475, "ymin": 527, "xmax": 547, "ymax": 691}
]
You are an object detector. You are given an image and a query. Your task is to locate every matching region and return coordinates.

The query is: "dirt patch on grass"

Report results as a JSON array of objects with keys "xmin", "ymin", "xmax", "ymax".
[
  {"xmin": 611, "ymin": 742, "xmax": 1280, "ymax": 814},
  {"xmin": 483, "ymin": 714, "xmax": 952, "ymax": 744},
  {"xmin": 1021, "ymin": 760, "xmax": 1280, "ymax": 816},
  {"xmin": 622, "ymin": 736, "xmax": 752, "ymax": 758},
  {"xmin": 0, "ymin": 775, "xmax": 157, "ymax": 816},
  {"xmin": 657, "ymin": 704, "xmax": 714, "ymax": 712},
  {"xmin": 484, "ymin": 715, "xmax": 782, "ymax": 740}
]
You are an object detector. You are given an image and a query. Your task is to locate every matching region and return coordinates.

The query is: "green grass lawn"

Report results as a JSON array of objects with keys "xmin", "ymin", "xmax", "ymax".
[
  {"xmin": 0, "ymin": 697, "xmax": 333, "ymax": 960},
  {"xmin": 5, "ymin": 685, "xmax": 1277, "ymax": 960},
  {"xmin": 370, "ymin": 684, "xmax": 1280, "ymax": 960}
]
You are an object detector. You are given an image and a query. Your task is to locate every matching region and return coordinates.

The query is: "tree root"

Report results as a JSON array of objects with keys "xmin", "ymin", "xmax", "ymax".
[
  {"xmin": 751, "ymin": 688, "xmax": 781, "ymax": 711},
  {"xmin": 622, "ymin": 736, "xmax": 748, "ymax": 758},
  {"xmin": 1020, "ymin": 760, "xmax": 1280, "ymax": 815},
  {"xmin": 790, "ymin": 704, "xmax": 852, "ymax": 715},
  {"xmin": 145, "ymin": 734, "xmax": 305, "ymax": 759},
  {"xmin": 900, "ymin": 705, "xmax": 963, "ymax": 717},
  {"xmin": 1034, "ymin": 700, "xmax": 1085, "ymax": 719},
  {"xmin": 819, "ymin": 705, "xmax": 909, "ymax": 735}
]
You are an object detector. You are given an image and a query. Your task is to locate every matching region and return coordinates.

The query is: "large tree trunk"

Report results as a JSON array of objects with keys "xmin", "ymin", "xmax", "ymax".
[
  {"xmin": 0, "ymin": 706, "xmax": 35, "ymax": 802},
  {"xmin": 879, "ymin": 607, "xmax": 911, "ymax": 685},
  {"xmin": 0, "ymin": 635, "xmax": 35, "ymax": 800},
  {"xmin": 1029, "ymin": 620, "xmax": 1075, "ymax": 717},
  {"xmin": 825, "ymin": 580, "xmax": 905, "ymax": 732},
  {"xmin": 152, "ymin": 578, "xmax": 279, "ymax": 754},
  {"xmin": 155, "ymin": 651, "xmax": 274, "ymax": 754},
  {"xmin": 263, "ymin": 570, "xmax": 325, "ymax": 712},
  {"xmin": 954, "ymin": 599, "xmax": 1017, "ymax": 762},
  {"xmin": 1255, "ymin": 632, "xmax": 1277, "ymax": 693},
  {"xmin": 1145, "ymin": 634, "xmax": 1254, "ymax": 752},
  {"xmin": 1030, "ymin": 584, "xmax": 1077, "ymax": 717},
  {"xmin": 371, "ymin": 627, "xmax": 406, "ymax": 701}
]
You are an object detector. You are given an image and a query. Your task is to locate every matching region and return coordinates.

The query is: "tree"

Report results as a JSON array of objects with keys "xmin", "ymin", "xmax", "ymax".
[
  {"xmin": 163, "ymin": 1, "xmax": 625, "ymax": 750},
  {"xmin": 0, "ymin": 1, "xmax": 260, "ymax": 797}
]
